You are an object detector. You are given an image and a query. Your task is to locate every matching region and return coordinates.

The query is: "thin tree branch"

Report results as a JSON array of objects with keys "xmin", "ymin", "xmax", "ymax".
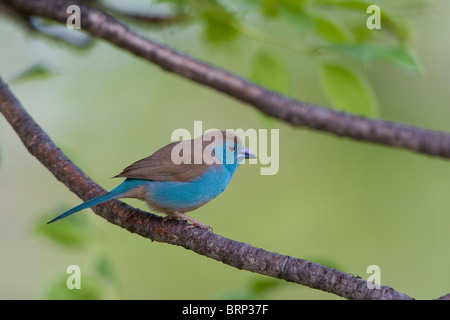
[
  {"xmin": 4, "ymin": 0, "xmax": 450, "ymax": 160},
  {"xmin": 0, "ymin": 77, "xmax": 414, "ymax": 300}
]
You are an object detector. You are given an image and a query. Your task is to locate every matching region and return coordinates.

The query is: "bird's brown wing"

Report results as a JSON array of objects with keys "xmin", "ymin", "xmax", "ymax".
[{"xmin": 114, "ymin": 140, "xmax": 217, "ymax": 182}]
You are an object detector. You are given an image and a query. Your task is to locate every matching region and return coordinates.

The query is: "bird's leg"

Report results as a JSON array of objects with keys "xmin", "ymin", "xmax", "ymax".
[{"xmin": 172, "ymin": 212, "xmax": 213, "ymax": 231}]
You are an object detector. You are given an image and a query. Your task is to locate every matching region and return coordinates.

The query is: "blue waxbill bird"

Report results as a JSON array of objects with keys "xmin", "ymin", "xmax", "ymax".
[{"xmin": 48, "ymin": 130, "xmax": 256, "ymax": 230}]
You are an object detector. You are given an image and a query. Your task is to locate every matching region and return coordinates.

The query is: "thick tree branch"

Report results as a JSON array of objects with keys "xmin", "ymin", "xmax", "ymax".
[
  {"xmin": 4, "ymin": 0, "xmax": 450, "ymax": 160},
  {"xmin": 0, "ymin": 77, "xmax": 414, "ymax": 300}
]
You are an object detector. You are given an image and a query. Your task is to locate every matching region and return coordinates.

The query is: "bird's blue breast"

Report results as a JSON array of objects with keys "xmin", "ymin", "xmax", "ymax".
[{"xmin": 134, "ymin": 165, "xmax": 234, "ymax": 213}]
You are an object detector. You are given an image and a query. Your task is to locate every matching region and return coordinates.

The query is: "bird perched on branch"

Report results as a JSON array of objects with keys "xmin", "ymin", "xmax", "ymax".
[{"xmin": 48, "ymin": 130, "xmax": 256, "ymax": 230}]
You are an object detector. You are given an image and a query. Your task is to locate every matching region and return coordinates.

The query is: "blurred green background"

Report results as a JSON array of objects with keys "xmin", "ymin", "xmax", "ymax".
[{"xmin": 0, "ymin": 0, "xmax": 449, "ymax": 299}]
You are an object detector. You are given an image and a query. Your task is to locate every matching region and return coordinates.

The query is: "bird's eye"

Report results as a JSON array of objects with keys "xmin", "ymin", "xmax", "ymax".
[{"xmin": 228, "ymin": 145, "xmax": 236, "ymax": 152}]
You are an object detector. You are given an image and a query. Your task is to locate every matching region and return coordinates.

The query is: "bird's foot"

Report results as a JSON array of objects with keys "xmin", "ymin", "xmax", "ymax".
[{"xmin": 169, "ymin": 212, "xmax": 213, "ymax": 232}]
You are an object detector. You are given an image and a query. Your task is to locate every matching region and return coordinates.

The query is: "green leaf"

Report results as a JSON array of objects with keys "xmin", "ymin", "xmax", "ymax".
[
  {"xmin": 331, "ymin": 43, "xmax": 421, "ymax": 73},
  {"xmin": 95, "ymin": 255, "xmax": 118, "ymax": 285},
  {"xmin": 249, "ymin": 50, "xmax": 291, "ymax": 95},
  {"xmin": 47, "ymin": 274, "xmax": 104, "ymax": 300},
  {"xmin": 9, "ymin": 63, "xmax": 56, "ymax": 84},
  {"xmin": 379, "ymin": 45, "xmax": 422, "ymax": 74},
  {"xmin": 311, "ymin": 14, "xmax": 351, "ymax": 43},
  {"xmin": 250, "ymin": 277, "xmax": 281, "ymax": 294},
  {"xmin": 202, "ymin": 11, "xmax": 240, "ymax": 42},
  {"xmin": 320, "ymin": 63, "xmax": 378, "ymax": 116},
  {"xmin": 201, "ymin": 0, "xmax": 241, "ymax": 43},
  {"xmin": 35, "ymin": 210, "xmax": 91, "ymax": 248}
]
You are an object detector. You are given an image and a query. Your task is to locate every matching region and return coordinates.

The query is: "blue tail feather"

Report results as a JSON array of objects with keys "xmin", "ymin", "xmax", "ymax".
[{"xmin": 47, "ymin": 179, "xmax": 146, "ymax": 224}]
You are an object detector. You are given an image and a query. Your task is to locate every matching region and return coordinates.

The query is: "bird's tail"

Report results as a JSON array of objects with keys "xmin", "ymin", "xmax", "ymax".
[{"xmin": 47, "ymin": 179, "xmax": 144, "ymax": 224}]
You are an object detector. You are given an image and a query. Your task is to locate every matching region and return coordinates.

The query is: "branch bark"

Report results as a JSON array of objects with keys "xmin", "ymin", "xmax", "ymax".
[
  {"xmin": 0, "ymin": 77, "xmax": 414, "ymax": 300},
  {"xmin": 4, "ymin": 0, "xmax": 450, "ymax": 160}
]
